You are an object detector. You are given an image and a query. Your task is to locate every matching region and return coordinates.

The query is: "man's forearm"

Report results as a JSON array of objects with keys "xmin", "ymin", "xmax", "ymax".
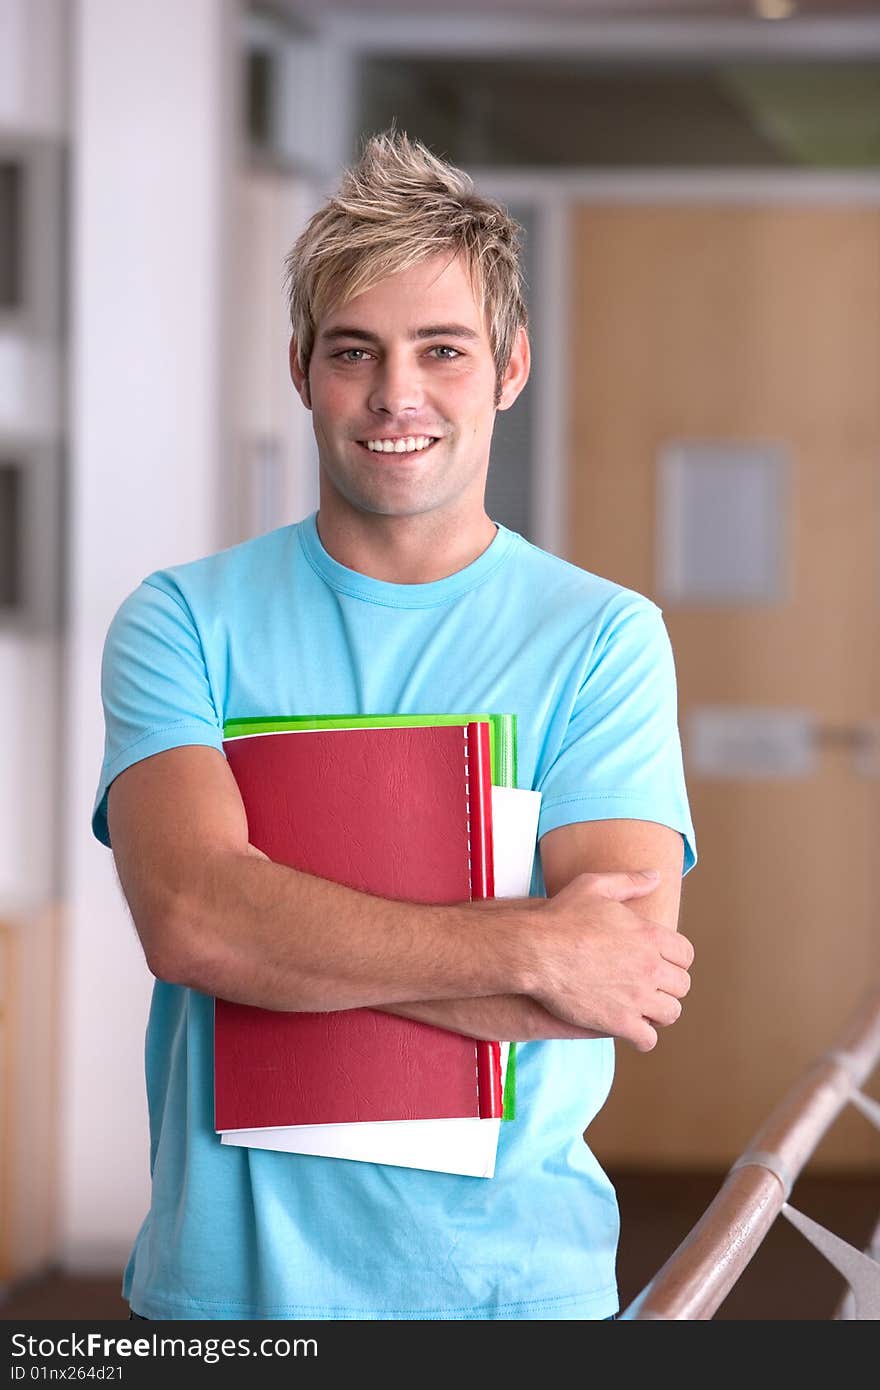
[
  {"xmin": 147, "ymin": 847, "xmax": 534, "ymax": 1012},
  {"xmin": 383, "ymin": 996, "xmax": 605, "ymax": 1043}
]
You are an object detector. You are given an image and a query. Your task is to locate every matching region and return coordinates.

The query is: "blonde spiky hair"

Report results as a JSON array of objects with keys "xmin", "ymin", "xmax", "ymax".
[{"xmin": 284, "ymin": 129, "xmax": 528, "ymax": 400}]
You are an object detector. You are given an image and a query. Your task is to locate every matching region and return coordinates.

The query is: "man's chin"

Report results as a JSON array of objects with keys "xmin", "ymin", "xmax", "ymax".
[
  {"xmin": 325, "ymin": 477, "xmax": 446, "ymax": 521},
  {"xmin": 347, "ymin": 496, "xmax": 443, "ymax": 521}
]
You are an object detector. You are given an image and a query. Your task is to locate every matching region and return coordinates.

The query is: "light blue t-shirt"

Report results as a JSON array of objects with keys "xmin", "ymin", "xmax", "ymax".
[{"xmin": 93, "ymin": 514, "xmax": 696, "ymax": 1321}]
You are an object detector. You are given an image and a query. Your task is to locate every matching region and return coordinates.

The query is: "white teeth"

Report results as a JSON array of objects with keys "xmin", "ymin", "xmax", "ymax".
[{"xmin": 363, "ymin": 436, "xmax": 437, "ymax": 453}]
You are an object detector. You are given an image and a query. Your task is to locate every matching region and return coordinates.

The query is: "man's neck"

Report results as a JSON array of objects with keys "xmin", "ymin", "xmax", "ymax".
[{"xmin": 315, "ymin": 505, "xmax": 498, "ymax": 584}]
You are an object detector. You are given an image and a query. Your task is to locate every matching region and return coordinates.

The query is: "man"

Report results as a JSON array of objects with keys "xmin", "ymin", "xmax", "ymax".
[{"xmin": 93, "ymin": 130, "xmax": 696, "ymax": 1321}]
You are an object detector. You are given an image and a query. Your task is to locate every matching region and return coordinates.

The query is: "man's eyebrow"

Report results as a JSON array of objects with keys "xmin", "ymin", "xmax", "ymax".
[
  {"xmin": 319, "ymin": 323, "xmax": 481, "ymax": 344},
  {"xmin": 412, "ymin": 324, "xmax": 481, "ymax": 341}
]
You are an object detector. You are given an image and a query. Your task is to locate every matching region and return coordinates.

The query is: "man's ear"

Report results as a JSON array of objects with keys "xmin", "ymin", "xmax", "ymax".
[
  {"xmin": 497, "ymin": 326, "xmax": 530, "ymax": 411},
  {"xmin": 289, "ymin": 337, "xmax": 311, "ymax": 409}
]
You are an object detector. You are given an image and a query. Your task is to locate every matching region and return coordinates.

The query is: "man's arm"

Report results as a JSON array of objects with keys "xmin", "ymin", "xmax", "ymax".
[
  {"xmin": 107, "ymin": 746, "xmax": 692, "ymax": 1049},
  {"xmin": 541, "ymin": 818, "xmax": 684, "ymax": 930},
  {"xmin": 386, "ymin": 818, "xmax": 689, "ymax": 1049},
  {"xmin": 108, "ymin": 745, "xmax": 524, "ymax": 1010},
  {"xmin": 539, "ymin": 817, "xmax": 687, "ymax": 1051}
]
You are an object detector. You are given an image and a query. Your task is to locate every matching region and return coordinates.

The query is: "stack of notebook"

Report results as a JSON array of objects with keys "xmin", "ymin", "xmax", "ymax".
[{"xmin": 213, "ymin": 713, "xmax": 541, "ymax": 1178}]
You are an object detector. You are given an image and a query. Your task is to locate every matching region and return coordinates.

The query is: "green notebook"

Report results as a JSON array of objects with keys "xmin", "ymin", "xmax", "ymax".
[
  {"xmin": 224, "ymin": 711, "xmax": 516, "ymax": 789},
  {"xmin": 223, "ymin": 711, "xmax": 519, "ymax": 1121}
]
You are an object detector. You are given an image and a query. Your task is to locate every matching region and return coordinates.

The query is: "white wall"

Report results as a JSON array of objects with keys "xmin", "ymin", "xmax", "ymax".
[
  {"xmin": 0, "ymin": 0, "xmax": 67, "ymax": 135},
  {"xmin": 0, "ymin": 638, "xmax": 61, "ymax": 905},
  {"xmin": 232, "ymin": 169, "xmax": 321, "ymax": 544},
  {"xmin": 62, "ymin": 0, "xmax": 239, "ymax": 1270},
  {"xmin": 0, "ymin": 0, "xmax": 67, "ymax": 910}
]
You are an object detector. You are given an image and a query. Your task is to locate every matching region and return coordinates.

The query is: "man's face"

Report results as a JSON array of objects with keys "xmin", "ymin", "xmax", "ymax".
[{"xmin": 291, "ymin": 253, "xmax": 528, "ymax": 526}]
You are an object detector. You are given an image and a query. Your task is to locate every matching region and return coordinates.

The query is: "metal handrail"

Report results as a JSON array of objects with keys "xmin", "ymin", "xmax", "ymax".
[{"xmin": 620, "ymin": 984, "xmax": 880, "ymax": 1320}]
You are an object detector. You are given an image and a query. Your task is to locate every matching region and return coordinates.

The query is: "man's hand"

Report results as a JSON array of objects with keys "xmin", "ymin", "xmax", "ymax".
[
  {"xmin": 525, "ymin": 869, "xmax": 694, "ymax": 1052},
  {"xmin": 386, "ymin": 871, "xmax": 693, "ymax": 1047}
]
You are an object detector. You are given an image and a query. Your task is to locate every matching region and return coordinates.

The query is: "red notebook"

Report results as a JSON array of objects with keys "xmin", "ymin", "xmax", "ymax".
[{"xmin": 213, "ymin": 720, "xmax": 502, "ymax": 1131}]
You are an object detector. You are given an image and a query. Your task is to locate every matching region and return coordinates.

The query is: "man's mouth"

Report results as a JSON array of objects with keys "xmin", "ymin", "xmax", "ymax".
[{"xmin": 356, "ymin": 435, "xmax": 441, "ymax": 455}]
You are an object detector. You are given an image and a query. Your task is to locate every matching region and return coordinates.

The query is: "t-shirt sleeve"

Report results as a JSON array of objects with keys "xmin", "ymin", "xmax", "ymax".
[
  {"xmin": 536, "ymin": 597, "xmax": 697, "ymax": 875},
  {"xmin": 92, "ymin": 578, "xmax": 225, "ymax": 848}
]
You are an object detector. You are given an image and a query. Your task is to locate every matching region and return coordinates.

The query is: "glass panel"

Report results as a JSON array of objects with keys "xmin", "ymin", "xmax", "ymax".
[
  {"xmin": 486, "ymin": 202, "xmax": 535, "ymax": 541},
  {"xmin": 657, "ymin": 442, "xmax": 787, "ymax": 604},
  {"xmin": 0, "ymin": 163, "xmax": 23, "ymax": 310},
  {"xmin": 358, "ymin": 58, "xmax": 880, "ymax": 169},
  {"xmin": 246, "ymin": 46, "xmax": 276, "ymax": 151},
  {"xmin": 0, "ymin": 462, "xmax": 21, "ymax": 610}
]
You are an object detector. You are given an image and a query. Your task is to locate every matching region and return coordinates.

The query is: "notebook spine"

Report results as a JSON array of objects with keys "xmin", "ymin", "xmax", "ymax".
[
  {"xmin": 465, "ymin": 721, "xmax": 503, "ymax": 1120},
  {"xmin": 493, "ymin": 713, "xmax": 517, "ymax": 791},
  {"xmin": 465, "ymin": 720, "xmax": 494, "ymax": 900}
]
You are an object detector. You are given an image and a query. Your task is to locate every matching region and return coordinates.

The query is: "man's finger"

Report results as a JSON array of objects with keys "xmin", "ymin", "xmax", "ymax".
[
  {"xmin": 659, "ymin": 931, "xmax": 694, "ymax": 970},
  {"xmin": 657, "ymin": 962, "xmax": 692, "ymax": 999},
  {"xmin": 578, "ymin": 869, "xmax": 661, "ymax": 901},
  {"xmin": 631, "ymin": 1020, "xmax": 659, "ymax": 1053},
  {"xmin": 645, "ymin": 992, "xmax": 683, "ymax": 1027}
]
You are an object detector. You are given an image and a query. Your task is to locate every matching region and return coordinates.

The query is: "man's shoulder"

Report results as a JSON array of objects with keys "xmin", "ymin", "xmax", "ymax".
[
  {"xmin": 133, "ymin": 518, "xmax": 307, "ymax": 610},
  {"xmin": 102, "ymin": 520, "xmax": 311, "ymax": 654},
  {"xmin": 504, "ymin": 528, "xmax": 658, "ymax": 625}
]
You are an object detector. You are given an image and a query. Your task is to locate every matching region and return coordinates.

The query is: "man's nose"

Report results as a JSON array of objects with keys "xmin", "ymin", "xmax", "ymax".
[{"xmin": 368, "ymin": 354, "xmax": 424, "ymax": 416}]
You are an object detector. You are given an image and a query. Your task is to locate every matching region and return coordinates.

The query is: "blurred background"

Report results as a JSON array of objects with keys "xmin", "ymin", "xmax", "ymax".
[{"xmin": 1, "ymin": 0, "xmax": 878, "ymax": 1319}]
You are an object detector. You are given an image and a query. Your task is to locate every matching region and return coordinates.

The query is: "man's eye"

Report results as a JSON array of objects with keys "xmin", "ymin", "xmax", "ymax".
[
  {"xmin": 336, "ymin": 348, "xmax": 371, "ymax": 363},
  {"xmin": 429, "ymin": 346, "xmax": 461, "ymax": 360}
]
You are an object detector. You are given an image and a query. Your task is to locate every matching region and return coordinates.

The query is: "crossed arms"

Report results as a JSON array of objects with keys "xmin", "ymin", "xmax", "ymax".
[{"xmin": 107, "ymin": 744, "xmax": 694, "ymax": 1053}]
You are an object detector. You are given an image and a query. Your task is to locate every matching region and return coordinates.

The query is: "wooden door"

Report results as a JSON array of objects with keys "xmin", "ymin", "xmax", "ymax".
[{"xmin": 568, "ymin": 204, "xmax": 880, "ymax": 1169}]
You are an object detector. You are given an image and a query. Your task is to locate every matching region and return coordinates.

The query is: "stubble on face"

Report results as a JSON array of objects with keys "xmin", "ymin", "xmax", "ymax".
[{"xmin": 306, "ymin": 255, "xmax": 501, "ymax": 530}]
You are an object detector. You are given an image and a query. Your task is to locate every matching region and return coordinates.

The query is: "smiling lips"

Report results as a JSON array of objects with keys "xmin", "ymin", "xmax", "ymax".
[{"xmin": 358, "ymin": 435, "xmax": 440, "ymax": 454}]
